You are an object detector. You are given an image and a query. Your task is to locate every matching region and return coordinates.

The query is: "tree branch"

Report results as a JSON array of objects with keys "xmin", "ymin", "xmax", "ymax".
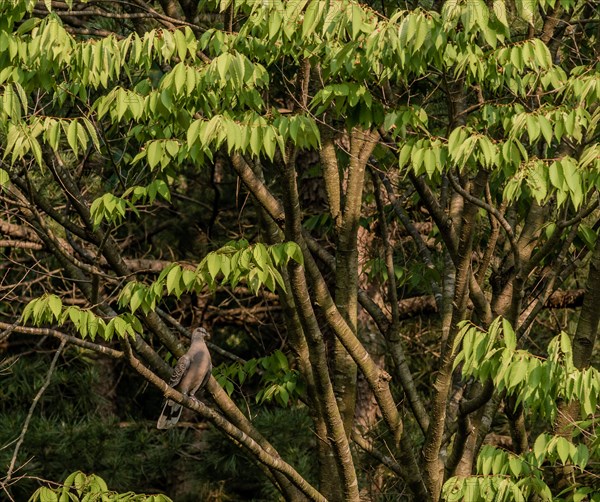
[
  {"xmin": 4, "ymin": 340, "xmax": 66, "ymax": 484},
  {"xmin": 122, "ymin": 339, "xmax": 326, "ymax": 501}
]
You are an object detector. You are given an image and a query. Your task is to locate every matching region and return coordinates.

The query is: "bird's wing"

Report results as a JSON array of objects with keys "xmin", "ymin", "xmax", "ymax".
[
  {"xmin": 158, "ymin": 338, "xmax": 212, "ymax": 430},
  {"xmin": 199, "ymin": 360, "xmax": 212, "ymax": 390},
  {"xmin": 186, "ymin": 344, "xmax": 212, "ymax": 395},
  {"xmin": 169, "ymin": 354, "xmax": 191, "ymax": 387}
]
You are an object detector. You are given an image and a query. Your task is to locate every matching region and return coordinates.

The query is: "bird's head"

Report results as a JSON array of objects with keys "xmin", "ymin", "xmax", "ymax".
[{"xmin": 191, "ymin": 327, "xmax": 211, "ymax": 342}]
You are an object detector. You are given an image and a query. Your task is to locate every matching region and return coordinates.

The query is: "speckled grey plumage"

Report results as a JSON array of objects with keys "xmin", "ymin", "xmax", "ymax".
[{"xmin": 157, "ymin": 327, "xmax": 212, "ymax": 429}]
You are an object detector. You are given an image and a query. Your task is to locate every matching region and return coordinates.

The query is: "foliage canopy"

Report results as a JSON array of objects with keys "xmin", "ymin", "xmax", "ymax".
[{"xmin": 1, "ymin": 0, "xmax": 599, "ymax": 500}]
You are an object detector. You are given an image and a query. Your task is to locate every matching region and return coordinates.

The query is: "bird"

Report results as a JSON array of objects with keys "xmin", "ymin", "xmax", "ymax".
[{"xmin": 157, "ymin": 327, "xmax": 212, "ymax": 429}]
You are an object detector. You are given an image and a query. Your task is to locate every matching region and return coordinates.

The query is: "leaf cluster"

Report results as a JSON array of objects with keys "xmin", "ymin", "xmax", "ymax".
[{"xmin": 453, "ymin": 318, "xmax": 600, "ymax": 420}]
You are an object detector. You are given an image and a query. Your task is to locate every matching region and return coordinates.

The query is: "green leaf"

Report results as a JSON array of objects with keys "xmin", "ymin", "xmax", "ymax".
[
  {"xmin": 526, "ymin": 115, "xmax": 540, "ymax": 142},
  {"xmin": 351, "ymin": 4, "xmax": 363, "ymax": 39},
  {"xmin": 155, "ymin": 179, "xmax": 171, "ymax": 202},
  {"xmin": 201, "ymin": 116, "xmax": 221, "ymax": 146},
  {"xmin": 302, "ymin": 1, "xmax": 321, "ymax": 39},
  {"xmin": 414, "ymin": 15, "xmax": 428, "ymax": 51},
  {"xmin": 263, "ymin": 127, "xmax": 276, "ymax": 161},
  {"xmin": 130, "ymin": 287, "xmax": 145, "ymax": 313},
  {"xmin": 185, "ymin": 66, "xmax": 196, "ymax": 96},
  {"xmin": 147, "ymin": 141, "xmax": 163, "ymax": 170},
  {"xmin": 574, "ymin": 443, "xmax": 589, "ymax": 470},
  {"xmin": 33, "ymin": 296, "xmax": 48, "ymax": 324},
  {"xmin": 508, "ymin": 456, "xmax": 522, "ymax": 477},
  {"xmin": 560, "ymin": 331, "xmax": 572, "ymax": 355},
  {"xmin": 283, "ymin": 242, "xmax": 303, "ymax": 266},
  {"xmin": 66, "ymin": 306, "xmax": 82, "ymax": 328},
  {"xmin": 187, "ymin": 120, "xmax": 202, "ymax": 148},
  {"xmin": 538, "ymin": 115, "xmax": 553, "ymax": 144},
  {"xmin": 507, "ymin": 357, "xmax": 528, "ymax": 389},
  {"xmin": 556, "ymin": 437, "xmax": 570, "ymax": 464},
  {"xmin": 174, "ymin": 29, "xmax": 188, "ymax": 61},
  {"xmin": 37, "ymin": 487, "xmax": 58, "ymax": 502},
  {"xmin": 67, "ymin": 120, "xmax": 79, "ymax": 156},
  {"xmin": 87, "ymin": 314, "xmax": 100, "ymax": 341},
  {"xmin": 516, "ymin": 0, "xmax": 534, "ymax": 25},
  {"xmin": 48, "ymin": 295, "xmax": 62, "ymax": 320},
  {"xmin": 45, "ymin": 120, "xmax": 61, "ymax": 151},
  {"xmin": 448, "ymin": 127, "xmax": 467, "ymax": 158},
  {"xmin": 533, "ymin": 434, "xmax": 548, "ymax": 462},
  {"xmin": 493, "ymin": 0, "xmax": 509, "ymax": 27},
  {"xmin": 578, "ymin": 225, "xmax": 596, "ymax": 250},
  {"xmin": 166, "ymin": 265, "xmax": 182, "ymax": 295},
  {"xmin": 274, "ymin": 349, "xmax": 289, "ymax": 370},
  {"xmin": 549, "ymin": 161, "xmax": 564, "ymax": 190},
  {"xmin": 268, "ymin": 8, "xmax": 282, "ymax": 40},
  {"xmin": 478, "ymin": 136, "xmax": 495, "ymax": 168},
  {"xmin": 491, "ymin": 450, "xmax": 506, "ymax": 474},
  {"xmin": 502, "ymin": 318, "xmax": 516, "ymax": 351},
  {"xmin": 173, "ymin": 63, "xmax": 186, "ymax": 94},
  {"xmin": 528, "ymin": 362, "xmax": 543, "ymax": 389},
  {"xmin": 207, "ymin": 254, "xmax": 221, "ymax": 279},
  {"xmin": 398, "ymin": 143, "xmax": 412, "ymax": 169},
  {"xmin": 253, "ymin": 243, "xmax": 269, "ymax": 269},
  {"xmin": 270, "ymin": 244, "xmax": 286, "ymax": 266},
  {"xmin": 0, "ymin": 168, "xmax": 9, "ymax": 188},
  {"xmin": 423, "ymin": 148, "xmax": 436, "ymax": 178},
  {"xmin": 219, "ymin": 256, "xmax": 231, "ymax": 280}
]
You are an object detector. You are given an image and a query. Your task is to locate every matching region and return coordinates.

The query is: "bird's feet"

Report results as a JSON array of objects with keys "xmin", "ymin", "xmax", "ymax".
[{"xmin": 189, "ymin": 396, "xmax": 201, "ymax": 407}]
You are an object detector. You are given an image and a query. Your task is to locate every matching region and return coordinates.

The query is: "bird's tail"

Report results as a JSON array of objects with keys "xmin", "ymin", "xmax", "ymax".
[{"xmin": 157, "ymin": 399, "xmax": 183, "ymax": 429}]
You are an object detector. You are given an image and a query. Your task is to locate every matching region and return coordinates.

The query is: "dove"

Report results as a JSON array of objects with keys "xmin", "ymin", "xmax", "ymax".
[{"xmin": 157, "ymin": 327, "xmax": 212, "ymax": 429}]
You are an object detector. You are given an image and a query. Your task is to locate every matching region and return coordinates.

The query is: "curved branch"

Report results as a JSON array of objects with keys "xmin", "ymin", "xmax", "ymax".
[
  {"xmin": 409, "ymin": 172, "xmax": 457, "ymax": 259},
  {"xmin": 525, "ymin": 197, "xmax": 599, "ymax": 276},
  {"xmin": 380, "ymin": 173, "xmax": 442, "ymax": 308},
  {"xmin": 373, "ymin": 172, "xmax": 430, "ymax": 434},
  {"xmin": 5, "ymin": 340, "xmax": 66, "ymax": 484},
  {"xmin": 351, "ymin": 430, "xmax": 404, "ymax": 478},
  {"xmin": 0, "ymin": 322, "xmax": 123, "ymax": 359},
  {"xmin": 281, "ymin": 148, "xmax": 360, "ymax": 501},
  {"xmin": 123, "ymin": 341, "xmax": 325, "ymax": 502},
  {"xmin": 448, "ymin": 173, "xmax": 521, "ymax": 274}
]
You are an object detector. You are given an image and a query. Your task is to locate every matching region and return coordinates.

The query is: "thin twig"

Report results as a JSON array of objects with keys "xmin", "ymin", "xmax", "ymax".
[
  {"xmin": 380, "ymin": 173, "xmax": 443, "ymax": 308},
  {"xmin": 4, "ymin": 340, "xmax": 66, "ymax": 484},
  {"xmin": 155, "ymin": 308, "xmax": 248, "ymax": 366},
  {"xmin": 448, "ymin": 173, "xmax": 521, "ymax": 273},
  {"xmin": 351, "ymin": 430, "xmax": 404, "ymax": 477}
]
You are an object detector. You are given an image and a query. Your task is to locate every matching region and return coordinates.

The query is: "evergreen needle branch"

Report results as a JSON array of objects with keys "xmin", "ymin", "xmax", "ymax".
[
  {"xmin": 351, "ymin": 430, "xmax": 404, "ymax": 478},
  {"xmin": 3, "ymin": 340, "xmax": 66, "ymax": 485}
]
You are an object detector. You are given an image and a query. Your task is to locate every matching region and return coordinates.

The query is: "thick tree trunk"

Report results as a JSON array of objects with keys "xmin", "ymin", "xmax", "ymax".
[
  {"xmin": 423, "ymin": 172, "xmax": 485, "ymax": 500},
  {"xmin": 283, "ymin": 149, "xmax": 360, "ymax": 502},
  {"xmin": 571, "ymin": 233, "xmax": 600, "ymax": 371}
]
